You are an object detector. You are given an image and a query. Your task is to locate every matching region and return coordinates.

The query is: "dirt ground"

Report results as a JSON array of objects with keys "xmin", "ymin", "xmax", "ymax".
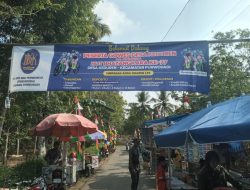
[{"xmin": 70, "ymin": 145, "xmax": 156, "ymax": 190}]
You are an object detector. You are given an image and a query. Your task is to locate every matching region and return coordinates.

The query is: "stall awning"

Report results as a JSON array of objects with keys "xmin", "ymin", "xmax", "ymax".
[{"xmin": 155, "ymin": 95, "xmax": 250, "ymax": 147}]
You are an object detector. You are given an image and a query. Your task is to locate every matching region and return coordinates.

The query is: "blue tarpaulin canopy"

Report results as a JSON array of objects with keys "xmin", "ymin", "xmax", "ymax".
[
  {"xmin": 144, "ymin": 114, "xmax": 188, "ymax": 128},
  {"xmin": 155, "ymin": 95, "xmax": 250, "ymax": 147},
  {"xmin": 141, "ymin": 114, "xmax": 189, "ymax": 146}
]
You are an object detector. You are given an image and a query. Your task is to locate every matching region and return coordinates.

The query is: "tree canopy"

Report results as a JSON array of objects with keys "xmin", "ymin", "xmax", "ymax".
[
  {"xmin": 210, "ymin": 29, "xmax": 250, "ymax": 103},
  {"xmin": 0, "ymin": 0, "xmax": 116, "ymax": 158},
  {"xmin": 123, "ymin": 29, "xmax": 250, "ymax": 134},
  {"xmin": 0, "ymin": 0, "xmax": 110, "ymax": 44}
]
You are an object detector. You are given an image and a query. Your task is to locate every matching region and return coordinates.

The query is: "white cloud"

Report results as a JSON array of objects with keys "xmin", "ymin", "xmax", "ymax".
[{"xmin": 94, "ymin": 0, "xmax": 140, "ymax": 37}]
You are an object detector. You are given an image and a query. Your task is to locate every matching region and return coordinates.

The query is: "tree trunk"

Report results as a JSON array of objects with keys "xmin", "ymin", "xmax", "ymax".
[
  {"xmin": 33, "ymin": 136, "xmax": 37, "ymax": 154},
  {"xmin": 16, "ymin": 126, "xmax": 20, "ymax": 155},
  {"xmin": 3, "ymin": 128, "xmax": 9, "ymax": 166},
  {"xmin": 38, "ymin": 137, "xmax": 46, "ymax": 157},
  {"xmin": 0, "ymin": 108, "xmax": 7, "ymax": 138}
]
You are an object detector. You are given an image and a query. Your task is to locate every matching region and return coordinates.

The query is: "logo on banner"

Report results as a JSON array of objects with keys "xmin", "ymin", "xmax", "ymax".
[{"xmin": 21, "ymin": 49, "xmax": 40, "ymax": 74}]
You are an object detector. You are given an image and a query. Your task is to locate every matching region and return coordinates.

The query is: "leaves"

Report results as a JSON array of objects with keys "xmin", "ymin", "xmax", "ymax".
[
  {"xmin": 151, "ymin": 91, "xmax": 174, "ymax": 118},
  {"xmin": 0, "ymin": 0, "xmax": 112, "ymax": 156},
  {"xmin": 210, "ymin": 29, "xmax": 250, "ymax": 103}
]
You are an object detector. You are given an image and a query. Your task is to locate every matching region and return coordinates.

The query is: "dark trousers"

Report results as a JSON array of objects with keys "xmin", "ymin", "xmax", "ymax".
[{"xmin": 130, "ymin": 170, "xmax": 139, "ymax": 190}]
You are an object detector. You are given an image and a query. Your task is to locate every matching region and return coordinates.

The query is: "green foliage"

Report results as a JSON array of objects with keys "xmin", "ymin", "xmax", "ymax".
[
  {"xmin": 210, "ymin": 29, "xmax": 250, "ymax": 103},
  {"xmin": 135, "ymin": 91, "xmax": 152, "ymax": 121},
  {"xmin": 85, "ymin": 92, "xmax": 126, "ymax": 132},
  {"xmin": 123, "ymin": 106, "xmax": 141, "ymax": 135},
  {"xmin": 123, "ymin": 91, "xmax": 153, "ymax": 135},
  {"xmin": 0, "ymin": 0, "xmax": 110, "ymax": 44},
  {"xmin": 85, "ymin": 144, "xmax": 98, "ymax": 155},
  {"xmin": 0, "ymin": 157, "xmax": 46, "ymax": 186},
  {"xmin": 0, "ymin": 165, "xmax": 13, "ymax": 187},
  {"xmin": 0, "ymin": 0, "xmax": 112, "ymax": 158},
  {"xmin": 0, "ymin": 45, "xmax": 11, "ymax": 105},
  {"xmin": 121, "ymin": 92, "xmax": 153, "ymax": 135},
  {"xmin": 12, "ymin": 157, "xmax": 47, "ymax": 181},
  {"xmin": 151, "ymin": 91, "xmax": 174, "ymax": 117}
]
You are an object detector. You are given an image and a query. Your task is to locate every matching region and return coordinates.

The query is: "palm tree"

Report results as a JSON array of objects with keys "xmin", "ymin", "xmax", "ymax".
[
  {"xmin": 151, "ymin": 91, "xmax": 174, "ymax": 118},
  {"xmin": 89, "ymin": 15, "xmax": 111, "ymax": 43},
  {"xmin": 136, "ymin": 91, "xmax": 152, "ymax": 122}
]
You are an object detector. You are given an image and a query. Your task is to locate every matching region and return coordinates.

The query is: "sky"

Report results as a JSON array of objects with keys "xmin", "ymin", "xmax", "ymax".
[{"xmin": 94, "ymin": 0, "xmax": 250, "ymax": 104}]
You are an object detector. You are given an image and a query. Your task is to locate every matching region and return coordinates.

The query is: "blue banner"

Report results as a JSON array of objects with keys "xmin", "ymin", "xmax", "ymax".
[{"xmin": 9, "ymin": 41, "xmax": 209, "ymax": 93}]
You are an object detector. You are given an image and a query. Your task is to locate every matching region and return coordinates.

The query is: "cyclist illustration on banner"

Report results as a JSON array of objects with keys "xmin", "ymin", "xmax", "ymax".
[
  {"xmin": 182, "ymin": 48, "xmax": 206, "ymax": 72},
  {"xmin": 54, "ymin": 50, "xmax": 80, "ymax": 76}
]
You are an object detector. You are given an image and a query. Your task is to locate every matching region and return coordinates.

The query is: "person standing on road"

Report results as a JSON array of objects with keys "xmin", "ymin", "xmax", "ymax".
[
  {"xmin": 157, "ymin": 156, "xmax": 168, "ymax": 190},
  {"xmin": 129, "ymin": 138, "xmax": 141, "ymax": 190}
]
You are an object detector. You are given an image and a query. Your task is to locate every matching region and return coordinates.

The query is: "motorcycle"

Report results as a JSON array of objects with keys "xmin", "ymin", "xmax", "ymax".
[
  {"xmin": 51, "ymin": 169, "xmax": 64, "ymax": 190},
  {"xmin": 28, "ymin": 176, "xmax": 48, "ymax": 190},
  {"xmin": 28, "ymin": 168, "xmax": 65, "ymax": 190}
]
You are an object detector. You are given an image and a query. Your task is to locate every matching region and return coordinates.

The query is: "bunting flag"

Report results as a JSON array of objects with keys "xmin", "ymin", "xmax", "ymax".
[
  {"xmin": 87, "ymin": 106, "xmax": 91, "ymax": 115},
  {"xmin": 96, "ymin": 139, "xmax": 99, "ymax": 150},
  {"xmin": 73, "ymin": 96, "xmax": 83, "ymax": 115},
  {"xmin": 94, "ymin": 114, "xmax": 99, "ymax": 125},
  {"xmin": 74, "ymin": 96, "xmax": 79, "ymax": 104},
  {"xmin": 77, "ymin": 102, "xmax": 83, "ymax": 115},
  {"xmin": 183, "ymin": 95, "xmax": 191, "ymax": 110},
  {"xmin": 100, "ymin": 119, "xmax": 104, "ymax": 127},
  {"xmin": 95, "ymin": 139, "xmax": 99, "ymax": 155}
]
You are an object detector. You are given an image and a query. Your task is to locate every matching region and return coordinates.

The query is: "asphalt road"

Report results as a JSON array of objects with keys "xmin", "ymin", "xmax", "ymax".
[{"xmin": 75, "ymin": 145, "xmax": 156, "ymax": 190}]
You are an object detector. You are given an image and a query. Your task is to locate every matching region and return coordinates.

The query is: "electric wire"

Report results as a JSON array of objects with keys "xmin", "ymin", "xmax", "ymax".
[
  {"xmin": 218, "ymin": 5, "xmax": 250, "ymax": 32},
  {"xmin": 201, "ymin": 0, "xmax": 245, "ymax": 39},
  {"xmin": 161, "ymin": 0, "xmax": 191, "ymax": 42}
]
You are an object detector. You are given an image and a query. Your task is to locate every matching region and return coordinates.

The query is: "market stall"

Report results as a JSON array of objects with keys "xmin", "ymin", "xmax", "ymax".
[
  {"xmin": 30, "ymin": 113, "xmax": 98, "ymax": 185},
  {"xmin": 154, "ymin": 95, "xmax": 250, "ymax": 189},
  {"xmin": 140, "ymin": 114, "xmax": 189, "ymax": 175}
]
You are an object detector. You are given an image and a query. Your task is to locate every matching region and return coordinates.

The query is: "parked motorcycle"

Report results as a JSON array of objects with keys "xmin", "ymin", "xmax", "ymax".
[
  {"xmin": 28, "ymin": 168, "xmax": 65, "ymax": 190},
  {"xmin": 51, "ymin": 169, "xmax": 64, "ymax": 190},
  {"xmin": 28, "ymin": 176, "xmax": 47, "ymax": 190}
]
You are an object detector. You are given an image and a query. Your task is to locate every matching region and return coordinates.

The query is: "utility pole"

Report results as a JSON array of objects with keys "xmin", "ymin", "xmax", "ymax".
[
  {"xmin": 0, "ymin": 108, "xmax": 7, "ymax": 138},
  {"xmin": 0, "ymin": 95, "xmax": 11, "ymax": 138}
]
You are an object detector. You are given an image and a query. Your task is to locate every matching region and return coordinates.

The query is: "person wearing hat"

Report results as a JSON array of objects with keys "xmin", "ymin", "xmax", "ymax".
[
  {"xmin": 197, "ymin": 150, "xmax": 242, "ymax": 190},
  {"xmin": 129, "ymin": 138, "xmax": 141, "ymax": 190}
]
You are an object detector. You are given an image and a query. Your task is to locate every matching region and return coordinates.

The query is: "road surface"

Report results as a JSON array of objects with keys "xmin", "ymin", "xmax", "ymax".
[{"xmin": 73, "ymin": 145, "xmax": 156, "ymax": 190}]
